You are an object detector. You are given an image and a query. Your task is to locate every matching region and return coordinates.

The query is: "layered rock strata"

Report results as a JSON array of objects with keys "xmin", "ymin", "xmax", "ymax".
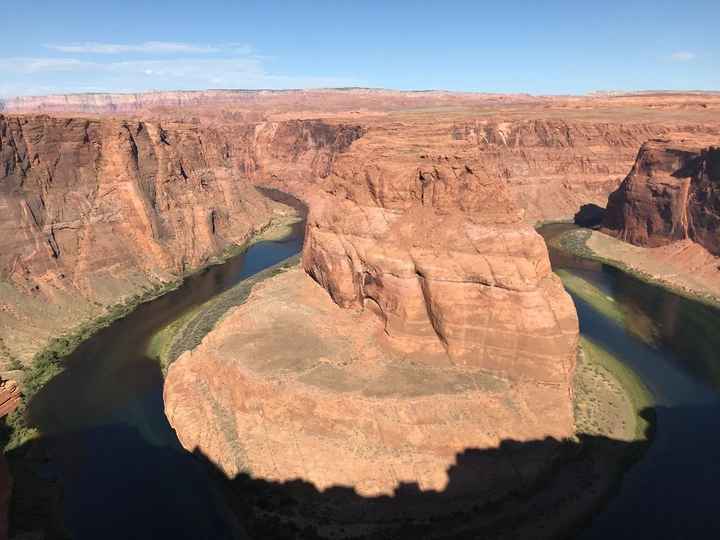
[
  {"xmin": 0, "ymin": 114, "xmax": 359, "ymax": 367},
  {"xmin": 603, "ymin": 138, "xmax": 720, "ymax": 255}
]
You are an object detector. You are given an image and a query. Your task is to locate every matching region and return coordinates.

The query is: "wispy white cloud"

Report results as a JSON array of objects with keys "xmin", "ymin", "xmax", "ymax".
[
  {"xmin": 668, "ymin": 51, "xmax": 696, "ymax": 62},
  {"xmin": 0, "ymin": 57, "xmax": 95, "ymax": 74},
  {"xmin": 0, "ymin": 53, "xmax": 362, "ymax": 96},
  {"xmin": 45, "ymin": 41, "xmax": 251, "ymax": 55}
]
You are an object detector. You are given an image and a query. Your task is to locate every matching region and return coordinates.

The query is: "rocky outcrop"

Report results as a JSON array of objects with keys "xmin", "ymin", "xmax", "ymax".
[
  {"xmin": 451, "ymin": 119, "xmax": 699, "ymax": 221},
  {"xmin": 165, "ymin": 267, "xmax": 576, "ymax": 522},
  {"xmin": 602, "ymin": 138, "xmax": 720, "ymax": 255},
  {"xmin": 276, "ymin": 116, "xmax": 712, "ymax": 224},
  {"xmin": 303, "ymin": 177, "xmax": 577, "ymax": 383},
  {"xmin": 165, "ymin": 125, "xmax": 579, "ymax": 528},
  {"xmin": 0, "ymin": 114, "xmax": 360, "ymax": 366}
]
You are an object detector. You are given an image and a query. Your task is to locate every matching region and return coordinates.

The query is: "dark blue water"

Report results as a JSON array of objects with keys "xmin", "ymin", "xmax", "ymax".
[
  {"xmin": 539, "ymin": 224, "xmax": 720, "ymax": 540},
  {"xmin": 27, "ymin": 220, "xmax": 305, "ymax": 540}
]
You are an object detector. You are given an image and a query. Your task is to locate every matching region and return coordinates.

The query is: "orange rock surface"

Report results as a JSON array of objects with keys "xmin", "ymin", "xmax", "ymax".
[
  {"xmin": 0, "ymin": 114, "xmax": 357, "ymax": 367},
  {"xmin": 603, "ymin": 138, "xmax": 720, "ymax": 255},
  {"xmin": 164, "ymin": 268, "xmax": 575, "ymax": 506},
  {"xmin": 164, "ymin": 116, "xmax": 580, "ymax": 517}
]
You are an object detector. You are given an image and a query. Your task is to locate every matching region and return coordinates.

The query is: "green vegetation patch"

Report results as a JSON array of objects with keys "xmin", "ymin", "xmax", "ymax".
[
  {"xmin": 577, "ymin": 337, "xmax": 654, "ymax": 441},
  {"xmin": 149, "ymin": 255, "xmax": 300, "ymax": 371}
]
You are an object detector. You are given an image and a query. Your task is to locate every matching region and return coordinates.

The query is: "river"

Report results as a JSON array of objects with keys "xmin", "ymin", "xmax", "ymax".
[
  {"xmin": 539, "ymin": 223, "xmax": 720, "ymax": 539},
  {"xmin": 22, "ymin": 219, "xmax": 720, "ymax": 539},
  {"xmin": 26, "ymin": 213, "xmax": 305, "ymax": 539}
]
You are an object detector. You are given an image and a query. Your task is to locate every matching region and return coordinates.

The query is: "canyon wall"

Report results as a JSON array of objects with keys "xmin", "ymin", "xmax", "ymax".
[
  {"xmin": 0, "ymin": 114, "xmax": 359, "ymax": 369},
  {"xmin": 602, "ymin": 138, "xmax": 720, "ymax": 255},
  {"xmin": 272, "ymin": 116, "xmax": 716, "ymax": 223},
  {"xmin": 453, "ymin": 119, "xmax": 678, "ymax": 221},
  {"xmin": 0, "ymin": 89, "xmax": 546, "ymax": 116},
  {"xmin": 6, "ymin": 90, "xmax": 720, "ymax": 224}
]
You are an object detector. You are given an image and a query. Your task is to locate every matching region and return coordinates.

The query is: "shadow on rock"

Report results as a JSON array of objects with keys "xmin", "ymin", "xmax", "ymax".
[
  {"xmin": 573, "ymin": 204, "xmax": 606, "ymax": 228},
  {"xmin": 190, "ymin": 411, "xmax": 658, "ymax": 540},
  {"xmin": 13, "ymin": 404, "xmax": 720, "ymax": 539}
]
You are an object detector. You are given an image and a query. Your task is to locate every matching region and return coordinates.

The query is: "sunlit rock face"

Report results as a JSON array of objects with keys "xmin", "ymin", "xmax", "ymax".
[
  {"xmin": 603, "ymin": 138, "xmax": 720, "ymax": 255},
  {"xmin": 303, "ymin": 170, "xmax": 577, "ymax": 384},
  {"xmin": 0, "ymin": 114, "xmax": 359, "ymax": 366},
  {"xmin": 164, "ymin": 122, "xmax": 579, "ymax": 523}
]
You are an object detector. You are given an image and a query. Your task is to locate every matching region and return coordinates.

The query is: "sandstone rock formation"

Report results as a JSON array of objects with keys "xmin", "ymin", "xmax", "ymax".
[
  {"xmin": 165, "ymin": 269, "xmax": 577, "ymax": 525},
  {"xmin": 603, "ymin": 138, "xmax": 720, "ymax": 255},
  {"xmin": 165, "ymin": 125, "xmax": 580, "ymax": 528},
  {"xmin": 303, "ymin": 168, "xmax": 578, "ymax": 382},
  {"xmin": 5, "ymin": 90, "xmax": 720, "ymax": 223},
  {"xmin": 267, "ymin": 113, "xmax": 716, "ymax": 223},
  {"xmin": 0, "ymin": 114, "xmax": 359, "ymax": 367}
]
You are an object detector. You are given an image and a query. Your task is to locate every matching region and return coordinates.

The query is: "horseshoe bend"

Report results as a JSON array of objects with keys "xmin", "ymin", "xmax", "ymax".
[
  {"xmin": 1, "ymin": 87, "xmax": 720, "ymax": 539},
  {"xmin": 163, "ymin": 128, "xmax": 580, "ymax": 507}
]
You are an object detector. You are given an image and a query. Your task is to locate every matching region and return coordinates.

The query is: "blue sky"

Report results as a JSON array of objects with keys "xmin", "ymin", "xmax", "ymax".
[{"xmin": 1, "ymin": 0, "xmax": 718, "ymax": 97}]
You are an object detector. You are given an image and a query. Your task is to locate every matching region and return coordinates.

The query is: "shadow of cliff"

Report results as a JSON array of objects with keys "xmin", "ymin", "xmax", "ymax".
[
  {"xmin": 5, "ymin": 403, "xmax": 720, "ymax": 539},
  {"xmin": 185, "ymin": 403, "xmax": 720, "ymax": 540},
  {"xmin": 191, "ymin": 430, "xmax": 650, "ymax": 540},
  {"xmin": 573, "ymin": 204, "xmax": 605, "ymax": 228},
  {"xmin": 256, "ymin": 186, "xmax": 309, "ymax": 217},
  {"xmin": 1, "ymin": 404, "xmax": 658, "ymax": 540}
]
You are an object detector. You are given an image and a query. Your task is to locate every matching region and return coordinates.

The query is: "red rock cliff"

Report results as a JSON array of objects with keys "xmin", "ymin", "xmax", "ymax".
[
  {"xmin": 302, "ymin": 127, "xmax": 579, "ymax": 384},
  {"xmin": 0, "ymin": 114, "xmax": 360, "ymax": 367},
  {"xmin": 602, "ymin": 138, "xmax": 720, "ymax": 255}
]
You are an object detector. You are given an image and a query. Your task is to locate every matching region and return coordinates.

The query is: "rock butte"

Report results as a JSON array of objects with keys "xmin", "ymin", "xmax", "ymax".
[
  {"xmin": 165, "ymin": 141, "xmax": 580, "ymax": 502},
  {"xmin": 603, "ymin": 137, "xmax": 720, "ymax": 256}
]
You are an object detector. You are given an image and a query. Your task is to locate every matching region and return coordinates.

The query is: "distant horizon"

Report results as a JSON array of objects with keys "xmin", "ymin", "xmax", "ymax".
[
  {"xmin": 2, "ymin": 86, "xmax": 720, "ymax": 101},
  {"xmin": 2, "ymin": 1, "xmax": 717, "ymax": 98}
]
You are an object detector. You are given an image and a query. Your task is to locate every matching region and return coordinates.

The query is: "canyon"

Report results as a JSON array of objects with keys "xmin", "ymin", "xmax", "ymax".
[
  {"xmin": 4, "ymin": 90, "xmax": 718, "ymax": 376},
  {"xmin": 1, "ymin": 89, "xmax": 720, "ymax": 538},
  {"xmin": 0, "ymin": 113, "xmax": 360, "ymax": 372}
]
